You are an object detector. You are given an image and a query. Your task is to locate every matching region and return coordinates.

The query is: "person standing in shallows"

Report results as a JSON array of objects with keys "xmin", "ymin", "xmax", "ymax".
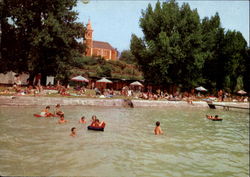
[{"xmin": 154, "ymin": 121, "xmax": 164, "ymax": 135}]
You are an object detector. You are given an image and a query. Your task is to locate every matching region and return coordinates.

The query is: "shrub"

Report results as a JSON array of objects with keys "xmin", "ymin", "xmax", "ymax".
[{"xmin": 123, "ymin": 67, "xmax": 134, "ymax": 75}]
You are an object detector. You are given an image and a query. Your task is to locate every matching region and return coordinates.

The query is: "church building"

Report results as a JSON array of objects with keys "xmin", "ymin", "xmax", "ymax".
[{"xmin": 85, "ymin": 20, "xmax": 118, "ymax": 60}]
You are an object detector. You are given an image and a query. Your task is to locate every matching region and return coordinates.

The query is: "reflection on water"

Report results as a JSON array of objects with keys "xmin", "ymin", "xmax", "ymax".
[{"xmin": 0, "ymin": 106, "xmax": 249, "ymax": 176}]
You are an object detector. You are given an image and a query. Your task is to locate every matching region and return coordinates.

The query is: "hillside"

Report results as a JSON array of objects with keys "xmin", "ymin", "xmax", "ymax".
[{"xmin": 70, "ymin": 56, "xmax": 143, "ymax": 80}]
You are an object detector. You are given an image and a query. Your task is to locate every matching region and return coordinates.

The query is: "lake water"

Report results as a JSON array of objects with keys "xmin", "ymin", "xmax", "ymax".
[{"xmin": 0, "ymin": 105, "xmax": 249, "ymax": 176}]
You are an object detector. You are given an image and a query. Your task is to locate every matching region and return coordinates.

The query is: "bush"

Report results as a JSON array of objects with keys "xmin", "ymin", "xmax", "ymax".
[
  {"xmin": 101, "ymin": 65, "xmax": 112, "ymax": 77},
  {"xmin": 69, "ymin": 56, "xmax": 143, "ymax": 80},
  {"xmin": 123, "ymin": 67, "xmax": 134, "ymax": 75},
  {"xmin": 96, "ymin": 66, "xmax": 103, "ymax": 77},
  {"xmin": 71, "ymin": 56, "xmax": 98, "ymax": 68},
  {"xmin": 109, "ymin": 60, "xmax": 126, "ymax": 69}
]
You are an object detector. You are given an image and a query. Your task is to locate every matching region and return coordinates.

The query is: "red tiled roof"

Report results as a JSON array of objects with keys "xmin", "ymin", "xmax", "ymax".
[{"xmin": 93, "ymin": 40, "xmax": 115, "ymax": 50}]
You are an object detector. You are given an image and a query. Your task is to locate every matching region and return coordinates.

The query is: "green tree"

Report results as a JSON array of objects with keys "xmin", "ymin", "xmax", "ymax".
[
  {"xmin": 130, "ymin": 0, "xmax": 205, "ymax": 89},
  {"xmin": 220, "ymin": 30, "xmax": 247, "ymax": 92},
  {"xmin": 234, "ymin": 76, "xmax": 244, "ymax": 92},
  {"xmin": 119, "ymin": 50, "xmax": 137, "ymax": 64},
  {"xmin": 96, "ymin": 65, "xmax": 111, "ymax": 77},
  {"xmin": 1, "ymin": 0, "xmax": 85, "ymax": 85},
  {"xmin": 243, "ymin": 47, "xmax": 250, "ymax": 92},
  {"xmin": 201, "ymin": 13, "xmax": 222, "ymax": 89},
  {"xmin": 223, "ymin": 76, "xmax": 231, "ymax": 93}
]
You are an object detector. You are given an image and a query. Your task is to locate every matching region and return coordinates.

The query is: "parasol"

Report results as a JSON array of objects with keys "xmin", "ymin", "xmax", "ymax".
[
  {"xmin": 195, "ymin": 86, "xmax": 207, "ymax": 92},
  {"xmin": 71, "ymin": 75, "xmax": 89, "ymax": 82}
]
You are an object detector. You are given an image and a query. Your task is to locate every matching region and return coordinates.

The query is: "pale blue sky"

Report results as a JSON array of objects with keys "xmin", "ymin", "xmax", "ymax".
[{"xmin": 75, "ymin": 0, "xmax": 249, "ymax": 52}]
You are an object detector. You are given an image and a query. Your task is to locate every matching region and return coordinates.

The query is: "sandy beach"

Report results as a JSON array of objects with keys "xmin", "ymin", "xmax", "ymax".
[{"xmin": 0, "ymin": 96, "xmax": 248, "ymax": 109}]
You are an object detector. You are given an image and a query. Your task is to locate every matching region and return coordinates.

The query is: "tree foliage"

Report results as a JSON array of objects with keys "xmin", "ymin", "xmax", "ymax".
[
  {"xmin": 1, "ymin": 0, "xmax": 85, "ymax": 84},
  {"xmin": 131, "ymin": 0, "xmax": 249, "ymax": 92},
  {"xmin": 243, "ymin": 48, "xmax": 250, "ymax": 92},
  {"xmin": 119, "ymin": 50, "xmax": 137, "ymax": 64},
  {"xmin": 131, "ymin": 1, "xmax": 205, "ymax": 88}
]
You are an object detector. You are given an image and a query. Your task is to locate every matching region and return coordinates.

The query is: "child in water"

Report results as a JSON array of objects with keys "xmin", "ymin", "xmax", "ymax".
[
  {"xmin": 79, "ymin": 116, "xmax": 87, "ymax": 124},
  {"xmin": 90, "ymin": 115, "xmax": 97, "ymax": 126},
  {"xmin": 70, "ymin": 127, "xmax": 77, "ymax": 137},
  {"xmin": 40, "ymin": 106, "xmax": 53, "ymax": 117},
  {"xmin": 95, "ymin": 119, "xmax": 106, "ymax": 128},
  {"xmin": 154, "ymin": 121, "xmax": 164, "ymax": 135},
  {"xmin": 58, "ymin": 114, "xmax": 68, "ymax": 124},
  {"xmin": 90, "ymin": 116, "xmax": 106, "ymax": 128},
  {"xmin": 54, "ymin": 104, "xmax": 64, "ymax": 116}
]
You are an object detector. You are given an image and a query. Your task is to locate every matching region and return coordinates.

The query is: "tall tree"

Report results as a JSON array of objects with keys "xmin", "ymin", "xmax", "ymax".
[
  {"xmin": 243, "ymin": 47, "xmax": 250, "ymax": 92},
  {"xmin": 131, "ymin": 0, "xmax": 205, "ymax": 89},
  {"xmin": 1, "ymin": 0, "xmax": 85, "ymax": 84},
  {"xmin": 201, "ymin": 13, "xmax": 222, "ymax": 89},
  {"xmin": 220, "ymin": 30, "xmax": 247, "ymax": 92}
]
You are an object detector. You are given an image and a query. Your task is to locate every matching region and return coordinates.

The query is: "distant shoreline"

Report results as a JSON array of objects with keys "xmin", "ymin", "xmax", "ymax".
[{"xmin": 0, "ymin": 96, "xmax": 249, "ymax": 109}]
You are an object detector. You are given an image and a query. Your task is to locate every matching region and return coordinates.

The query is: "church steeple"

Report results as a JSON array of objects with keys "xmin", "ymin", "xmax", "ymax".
[
  {"xmin": 83, "ymin": 19, "xmax": 118, "ymax": 60},
  {"xmin": 86, "ymin": 19, "xmax": 92, "ymax": 30},
  {"xmin": 85, "ymin": 19, "xmax": 93, "ymax": 56}
]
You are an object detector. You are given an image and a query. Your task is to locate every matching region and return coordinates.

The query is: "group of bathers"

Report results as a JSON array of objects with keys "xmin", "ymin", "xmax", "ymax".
[{"xmin": 38, "ymin": 104, "xmax": 106, "ymax": 136}]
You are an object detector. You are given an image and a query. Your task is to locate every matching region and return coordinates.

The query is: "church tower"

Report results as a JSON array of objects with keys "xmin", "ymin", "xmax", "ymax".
[
  {"xmin": 85, "ymin": 19, "xmax": 93, "ymax": 56},
  {"xmin": 84, "ymin": 19, "xmax": 118, "ymax": 60}
]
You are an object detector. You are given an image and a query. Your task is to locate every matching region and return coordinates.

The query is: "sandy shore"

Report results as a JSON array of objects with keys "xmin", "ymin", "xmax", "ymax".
[{"xmin": 0, "ymin": 96, "xmax": 249, "ymax": 109}]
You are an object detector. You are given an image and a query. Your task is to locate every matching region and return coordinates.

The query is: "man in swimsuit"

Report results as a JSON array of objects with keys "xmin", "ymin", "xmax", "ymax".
[{"xmin": 154, "ymin": 121, "xmax": 164, "ymax": 135}]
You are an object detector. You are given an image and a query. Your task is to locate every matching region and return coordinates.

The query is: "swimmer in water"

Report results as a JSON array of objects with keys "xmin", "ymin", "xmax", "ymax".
[
  {"xmin": 95, "ymin": 119, "xmax": 106, "ymax": 128},
  {"xmin": 154, "ymin": 121, "xmax": 164, "ymax": 135},
  {"xmin": 54, "ymin": 104, "xmax": 64, "ymax": 116},
  {"xmin": 206, "ymin": 115, "xmax": 221, "ymax": 119},
  {"xmin": 79, "ymin": 116, "xmax": 87, "ymax": 124},
  {"xmin": 70, "ymin": 127, "xmax": 77, "ymax": 137},
  {"xmin": 40, "ymin": 106, "xmax": 53, "ymax": 117},
  {"xmin": 58, "ymin": 114, "xmax": 68, "ymax": 124},
  {"xmin": 90, "ymin": 115, "xmax": 97, "ymax": 126}
]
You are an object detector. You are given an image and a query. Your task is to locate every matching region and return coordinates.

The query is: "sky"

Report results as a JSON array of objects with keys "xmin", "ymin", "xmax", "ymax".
[{"xmin": 75, "ymin": 0, "xmax": 249, "ymax": 52}]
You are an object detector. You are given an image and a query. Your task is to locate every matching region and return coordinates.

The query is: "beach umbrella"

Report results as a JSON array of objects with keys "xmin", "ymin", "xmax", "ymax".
[
  {"xmin": 195, "ymin": 86, "xmax": 207, "ymax": 92},
  {"xmin": 96, "ymin": 77, "xmax": 112, "ymax": 83},
  {"xmin": 96, "ymin": 77, "xmax": 112, "ymax": 90},
  {"xmin": 71, "ymin": 75, "xmax": 89, "ymax": 82},
  {"xmin": 130, "ymin": 81, "xmax": 144, "ymax": 87},
  {"xmin": 237, "ymin": 90, "xmax": 247, "ymax": 95}
]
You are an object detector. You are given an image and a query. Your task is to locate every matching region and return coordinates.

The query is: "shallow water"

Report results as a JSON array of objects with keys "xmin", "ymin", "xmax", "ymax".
[{"xmin": 0, "ymin": 106, "xmax": 249, "ymax": 176}]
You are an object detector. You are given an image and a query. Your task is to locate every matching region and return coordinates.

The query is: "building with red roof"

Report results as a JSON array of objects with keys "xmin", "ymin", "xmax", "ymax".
[{"xmin": 85, "ymin": 19, "xmax": 118, "ymax": 60}]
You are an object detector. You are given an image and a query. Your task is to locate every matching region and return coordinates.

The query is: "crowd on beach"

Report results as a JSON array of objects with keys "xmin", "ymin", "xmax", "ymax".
[{"xmin": 0, "ymin": 81, "xmax": 248, "ymax": 103}]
